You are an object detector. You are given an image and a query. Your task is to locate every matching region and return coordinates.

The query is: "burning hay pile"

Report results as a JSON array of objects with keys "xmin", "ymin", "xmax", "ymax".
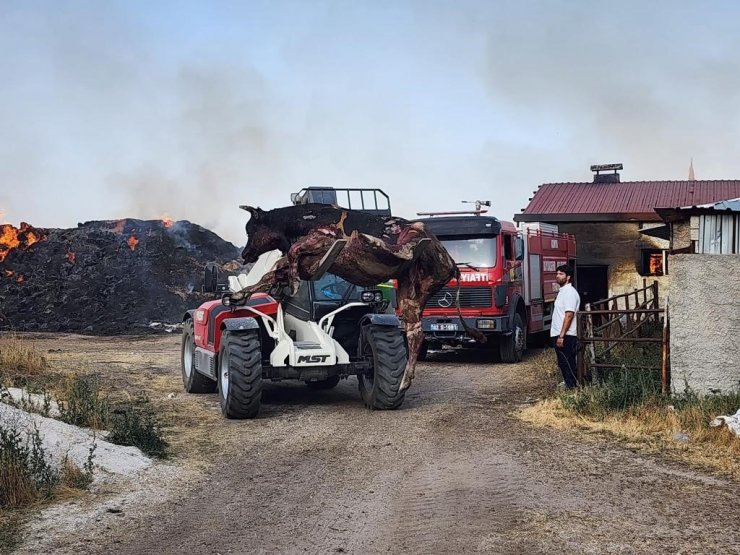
[{"xmin": 0, "ymin": 218, "xmax": 241, "ymax": 334}]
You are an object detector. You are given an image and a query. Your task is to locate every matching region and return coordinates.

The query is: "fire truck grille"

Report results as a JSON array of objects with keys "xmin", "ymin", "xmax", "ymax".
[{"xmin": 425, "ymin": 287, "xmax": 492, "ymax": 309}]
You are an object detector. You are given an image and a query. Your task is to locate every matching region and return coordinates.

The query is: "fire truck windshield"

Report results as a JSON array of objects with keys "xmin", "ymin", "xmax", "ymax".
[{"xmin": 441, "ymin": 237, "xmax": 497, "ymax": 268}]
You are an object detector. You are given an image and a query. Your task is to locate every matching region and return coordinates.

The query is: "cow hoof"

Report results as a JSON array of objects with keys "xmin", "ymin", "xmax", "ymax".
[{"xmin": 399, "ymin": 375, "xmax": 412, "ymax": 392}]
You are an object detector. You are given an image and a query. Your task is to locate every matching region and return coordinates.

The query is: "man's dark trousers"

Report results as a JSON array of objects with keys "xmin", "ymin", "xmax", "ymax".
[{"xmin": 554, "ymin": 335, "xmax": 578, "ymax": 388}]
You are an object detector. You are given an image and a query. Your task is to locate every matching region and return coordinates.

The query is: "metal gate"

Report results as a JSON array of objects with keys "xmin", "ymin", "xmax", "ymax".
[{"xmin": 576, "ymin": 280, "xmax": 670, "ymax": 394}]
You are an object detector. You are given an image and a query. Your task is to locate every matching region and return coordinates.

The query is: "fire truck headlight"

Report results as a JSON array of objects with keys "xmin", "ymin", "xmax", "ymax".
[{"xmin": 477, "ymin": 319, "xmax": 496, "ymax": 330}]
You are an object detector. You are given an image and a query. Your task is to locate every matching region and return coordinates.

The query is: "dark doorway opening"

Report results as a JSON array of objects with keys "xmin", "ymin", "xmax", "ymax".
[{"xmin": 576, "ymin": 265, "xmax": 609, "ymax": 310}]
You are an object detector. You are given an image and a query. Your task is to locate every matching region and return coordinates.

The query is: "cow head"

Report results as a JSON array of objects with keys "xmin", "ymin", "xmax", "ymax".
[{"xmin": 240, "ymin": 206, "xmax": 290, "ymax": 263}]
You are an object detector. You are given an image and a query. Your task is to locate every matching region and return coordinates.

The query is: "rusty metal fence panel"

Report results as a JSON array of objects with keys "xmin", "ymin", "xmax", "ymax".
[{"xmin": 577, "ymin": 280, "xmax": 670, "ymax": 393}]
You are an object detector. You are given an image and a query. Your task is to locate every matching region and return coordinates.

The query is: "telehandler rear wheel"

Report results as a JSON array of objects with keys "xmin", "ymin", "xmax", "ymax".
[
  {"xmin": 181, "ymin": 319, "xmax": 217, "ymax": 394},
  {"xmin": 218, "ymin": 331, "xmax": 262, "ymax": 419}
]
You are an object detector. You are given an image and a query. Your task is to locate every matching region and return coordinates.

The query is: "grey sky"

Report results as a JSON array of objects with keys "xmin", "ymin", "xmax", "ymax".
[{"xmin": 2, "ymin": 0, "xmax": 739, "ymax": 245}]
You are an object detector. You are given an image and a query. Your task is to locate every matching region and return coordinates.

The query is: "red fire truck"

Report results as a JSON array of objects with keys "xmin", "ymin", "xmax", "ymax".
[{"xmin": 416, "ymin": 202, "xmax": 576, "ymax": 362}]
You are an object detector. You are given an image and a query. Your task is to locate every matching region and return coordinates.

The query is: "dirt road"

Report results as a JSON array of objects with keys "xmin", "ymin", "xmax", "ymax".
[{"xmin": 17, "ymin": 335, "xmax": 740, "ymax": 554}]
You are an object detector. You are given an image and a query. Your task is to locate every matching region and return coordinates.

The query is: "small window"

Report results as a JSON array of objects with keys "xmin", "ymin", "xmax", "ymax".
[
  {"xmin": 503, "ymin": 235, "xmax": 513, "ymax": 260},
  {"xmin": 640, "ymin": 249, "xmax": 667, "ymax": 276}
]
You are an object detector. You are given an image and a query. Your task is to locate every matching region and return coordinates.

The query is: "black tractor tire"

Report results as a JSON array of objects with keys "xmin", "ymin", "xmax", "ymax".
[
  {"xmin": 218, "ymin": 330, "xmax": 262, "ymax": 419},
  {"xmin": 358, "ymin": 325, "xmax": 406, "ymax": 410},
  {"xmin": 305, "ymin": 376, "xmax": 341, "ymax": 390},
  {"xmin": 500, "ymin": 312, "xmax": 526, "ymax": 363},
  {"xmin": 181, "ymin": 319, "xmax": 217, "ymax": 393}
]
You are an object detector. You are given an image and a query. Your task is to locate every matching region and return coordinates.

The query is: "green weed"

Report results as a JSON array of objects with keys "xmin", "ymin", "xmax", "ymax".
[
  {"xmin": 108, "ymin": 395, "xmax": 169, "ymax": 459},
  {"xmin": 57, "ymin": 374, "xmax": 109, "ymax": 429}
]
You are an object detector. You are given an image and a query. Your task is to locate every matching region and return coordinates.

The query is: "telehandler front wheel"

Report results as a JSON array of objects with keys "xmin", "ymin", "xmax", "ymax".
[
  {"xmin": 218, "ymin": 331, "xmax": 262, "ymax": 419},
  {"xmin": 358, "ymin": 325, "xmax": 406, "ymax": 410}
]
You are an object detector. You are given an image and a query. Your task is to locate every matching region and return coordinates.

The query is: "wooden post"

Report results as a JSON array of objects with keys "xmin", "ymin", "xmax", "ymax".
[
  {"xmin": 633, "ymin": 289, "xmax": 639, "ymax": 327},
  {"xmin": 661, "ymin": 297, "xmax": 670, "ymax": 395},
  {"xmin": 584, "ymin": 303, "xmax": 596, "ymax": 384},
  {"xmin": 577, "ymin": 310, "xmax": 587, "ymax": 387},
  {"xmin": 652, "ymin": 281, "xmax": 659, "ymax": 324}
]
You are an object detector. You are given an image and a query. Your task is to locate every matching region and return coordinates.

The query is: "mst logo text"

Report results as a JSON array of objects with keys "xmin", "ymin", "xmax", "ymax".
[{"xmin": 297, "ymin": 354, "xmax": 331, "ymax": 364}]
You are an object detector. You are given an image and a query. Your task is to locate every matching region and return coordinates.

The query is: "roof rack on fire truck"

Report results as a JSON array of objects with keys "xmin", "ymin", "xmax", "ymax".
[{"xmin": 417, "ymin": 200, "xmax": 491, "ymax": 217}]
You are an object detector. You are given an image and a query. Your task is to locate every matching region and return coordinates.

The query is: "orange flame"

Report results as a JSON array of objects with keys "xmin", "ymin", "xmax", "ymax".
[
  {"xmin": 66, "ymin": 251, "xmax": 76, "ymax": 264},
  {"xmin": 0, "ymin": 225, "xmax": 21, "ymax": 254},
  {"xmin": 0, "ymin": 223, "xmax": 46, "ymax": 262},
  {"xmin": 16, "ymin": 274, "xmax": 24, "ymax": 283},
  {"xmin": 3, "ymin": 269, "xmax": 13, "ymax": 277},
  {"xmin": 127, "ymin": 236, "xmax": 139, "ymax": 250},
  {"xmin": 161, "ymin": 214, "xmax": 174, "ymax": 228}
]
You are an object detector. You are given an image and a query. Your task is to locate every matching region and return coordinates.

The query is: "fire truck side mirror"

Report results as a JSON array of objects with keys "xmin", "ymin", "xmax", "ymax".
[{"xmin": 514, "ymin": 236, "xmax": 524, "ymax": 261}]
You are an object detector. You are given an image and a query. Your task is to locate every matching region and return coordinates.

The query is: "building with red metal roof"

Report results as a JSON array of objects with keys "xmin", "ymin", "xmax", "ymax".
[{"xmin": 514, "ymin": 165, "xmax": 740, "ymax": 307}]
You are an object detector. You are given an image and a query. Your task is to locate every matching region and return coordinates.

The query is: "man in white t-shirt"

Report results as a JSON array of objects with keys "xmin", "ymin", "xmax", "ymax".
[{"xmin": 551, "ymin": 264, "xmax": 580, "ymax": 389}]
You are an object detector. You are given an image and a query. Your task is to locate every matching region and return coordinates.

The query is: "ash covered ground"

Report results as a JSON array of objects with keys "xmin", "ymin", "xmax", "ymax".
[{"xmin": 0, "ymin": 219, "xmax": 242, "ymax": 334}]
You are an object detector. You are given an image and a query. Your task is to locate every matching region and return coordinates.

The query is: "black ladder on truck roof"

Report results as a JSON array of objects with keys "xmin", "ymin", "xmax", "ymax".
[{"xmin": 290, "ymin": 187, "xmax": 392, "ymax": 217}]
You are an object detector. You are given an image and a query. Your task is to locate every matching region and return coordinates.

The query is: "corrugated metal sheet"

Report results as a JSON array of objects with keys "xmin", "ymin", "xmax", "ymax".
[
  {"xmin": 519, "ymin": 180, "xmax": 740, "ymax": 220},
  {"xmin": 696, "ymin": 197, "xmax": 740, "ymax": 211}
]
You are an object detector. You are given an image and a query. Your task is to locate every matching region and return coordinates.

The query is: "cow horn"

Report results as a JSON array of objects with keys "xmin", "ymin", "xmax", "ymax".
[{"xmin": 239, "ymin": 205, "xmax": 260, "ymax": 219}]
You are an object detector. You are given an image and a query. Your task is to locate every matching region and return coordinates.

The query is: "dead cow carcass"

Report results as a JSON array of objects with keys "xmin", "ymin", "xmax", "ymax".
[{"xmin": 228, "ymin": 203, "xmax": 484, "ymax": 392}]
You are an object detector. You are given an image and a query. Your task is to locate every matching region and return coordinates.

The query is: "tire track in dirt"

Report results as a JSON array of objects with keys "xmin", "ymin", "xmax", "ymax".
[{"xmin": 368, "ymin": 451, "xmax": 528, "ymax": 554}]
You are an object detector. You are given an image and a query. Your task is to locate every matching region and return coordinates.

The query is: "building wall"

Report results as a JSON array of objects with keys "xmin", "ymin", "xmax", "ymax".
[
  {"xmin": 669, "ymin": 254, "xmax": 740, "ymax": 394},
  {"xmin": 672, "ymin": 220, "xmax": 692, "ymax": 250},
  {"xmin": 558, "ymin": 222, "xmax": 669, "ymax": 298}
]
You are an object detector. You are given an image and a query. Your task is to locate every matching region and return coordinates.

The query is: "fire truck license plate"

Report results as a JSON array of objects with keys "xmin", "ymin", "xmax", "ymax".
[{"xmin": 431, "ymin": 323, "xmax": 458, "ymax": 331}]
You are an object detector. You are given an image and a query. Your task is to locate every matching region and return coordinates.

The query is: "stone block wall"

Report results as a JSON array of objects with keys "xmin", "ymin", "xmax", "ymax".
[{"xmin": 668, "ymin": 254, "xmax": 740, "ymax": 394}]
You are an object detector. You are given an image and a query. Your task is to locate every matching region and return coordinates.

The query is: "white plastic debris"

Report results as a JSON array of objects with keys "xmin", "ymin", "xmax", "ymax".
[
  {"xmin": 148, "ymin": 322, "xmax": 181, "ymax": 333},
  {"xmin": 710, "ymin": 409, "xmax": 740, "ymax": 437}
]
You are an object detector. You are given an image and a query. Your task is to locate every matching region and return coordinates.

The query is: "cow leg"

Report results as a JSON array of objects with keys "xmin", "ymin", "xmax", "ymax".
[
  {"xmin": 396, "ymin": 280, "xmax": 425, "ymax": 392},
  {"xmin": 396, "ymin": 259, "xmax": 450, "ymax": 391}
]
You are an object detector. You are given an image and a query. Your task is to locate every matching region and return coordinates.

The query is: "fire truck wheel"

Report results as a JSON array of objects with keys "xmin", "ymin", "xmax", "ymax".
[
  {"xmin": 218, "ymin": 331, "xmax": 262, "ymax": 419},
  {"xmin": 500, "ymin": 312, "xmax": 526, "ymax": 363},
  {"xmin": 358, "ymin": 325, "xmax": 406, "ymax": 410},
  {"xmin": 181, "ymin": 319, "xmax": 217, "ymax": 393},
  {"xmin": 305, "ymin": 376, "xmax": 341, "ymax": 390}
]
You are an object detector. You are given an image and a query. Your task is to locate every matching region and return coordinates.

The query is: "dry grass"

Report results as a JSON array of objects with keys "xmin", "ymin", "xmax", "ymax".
[
  {"xmin": 60, "ymin": 457, "xmax": 93, "ymax": 491},
  {"xmin": 520, "ymin": 340, "xmax": 740, "ymax": 480},
  {"xmin": 0, "ymin": 460, "xmax": 36, "ymax": 509},
  {"xmin": 520, "ymin": 395, "xmax": 740, "ymax": 480},
  {"xmin": 0, "ymin": 333, "xmax": 50, "ymax": 387}
]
